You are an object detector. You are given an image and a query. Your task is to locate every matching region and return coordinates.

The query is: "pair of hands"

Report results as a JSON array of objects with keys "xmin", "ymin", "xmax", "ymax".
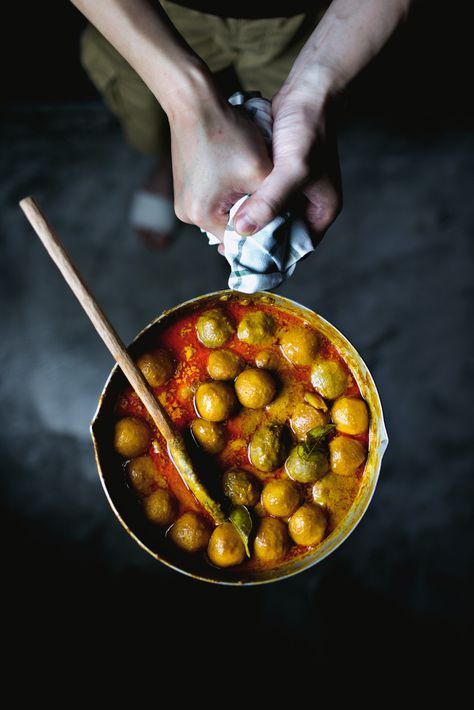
[
  {"xmin": 73, "ymin": 0, "xmax": 411, "ymax": 246},
  {"xmin": 169, "ymin": 84, "xmax": 342, "ymax": 246}
]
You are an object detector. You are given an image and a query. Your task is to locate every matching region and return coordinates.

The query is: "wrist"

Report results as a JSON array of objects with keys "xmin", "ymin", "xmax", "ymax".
[
  {"xmin": 278, "ymin": 63, "xmax": 342, "ymax": 110},
  {"xmin": 151, "ymin": 57, "xmax": 224, "ymax": 120}
]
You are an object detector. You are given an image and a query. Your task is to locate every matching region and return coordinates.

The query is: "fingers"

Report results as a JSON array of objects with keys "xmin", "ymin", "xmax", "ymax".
[
  {"xmin": 302, "ymin": 132, "xmax": 343, "ymax": 244},
  {"xmin": 303, "ymin": 177, "xmax": 342, "ymax": 246},
  {"xmin": 174, "ymin": 198, "xmax": 229, "ymax": 242},
  {"xmin": 233, "ymin": 163, "xmax": 306, "ymax": 236}
]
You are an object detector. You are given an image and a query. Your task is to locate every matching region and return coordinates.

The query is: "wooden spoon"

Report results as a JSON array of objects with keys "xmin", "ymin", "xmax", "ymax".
[{"xmin": 19, "ymin": 196, "xmax": 226, "ymax": 525}]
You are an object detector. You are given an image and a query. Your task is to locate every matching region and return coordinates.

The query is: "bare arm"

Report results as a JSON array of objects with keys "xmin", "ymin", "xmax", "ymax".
[
  {"xmin": 71, "ymin": 0, "xmax": 272, "ymax": 239},
  {"xmin": 72, "ymin": 0, "xmax": 414, "ymax": 243},
  {"xmin": 233, "ymin": 0, "xmax": 414, "ymax": 238},
  {"xmin": 71, "ymin": 0, "xmax": 216, "ymax": 115},
  {"xmin": 283, "ymin": 0, "xmax": 413, "ymax": 101}
]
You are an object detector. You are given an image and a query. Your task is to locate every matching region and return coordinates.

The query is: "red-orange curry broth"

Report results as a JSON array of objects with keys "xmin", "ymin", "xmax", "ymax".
[{"xmin": 114, "ymin": 296, "xmax": 369, "ymax": 571}]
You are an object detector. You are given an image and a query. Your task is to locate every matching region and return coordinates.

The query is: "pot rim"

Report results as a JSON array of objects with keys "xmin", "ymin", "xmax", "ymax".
[{"xmin": 91, "ymin": 289, "xmax": 388, "ymax": 586}]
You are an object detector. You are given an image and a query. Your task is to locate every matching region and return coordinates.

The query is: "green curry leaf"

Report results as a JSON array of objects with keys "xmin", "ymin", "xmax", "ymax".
[
  {"xmin": 306, "ymin": 424, "xmax": 336, "ymax": 446},
  {"xmin": 297, "ymin": 424, "xmax": 336, "ymax": 462},
  {"xmin": 229, "ymin": 505, "xmax": 252, "ymax": 558}
]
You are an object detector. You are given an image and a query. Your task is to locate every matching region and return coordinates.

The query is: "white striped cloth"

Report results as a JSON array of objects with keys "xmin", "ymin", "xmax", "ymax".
[{"xmin": 202, "ymin": 91, "xmax": 314, "ymax": 294}]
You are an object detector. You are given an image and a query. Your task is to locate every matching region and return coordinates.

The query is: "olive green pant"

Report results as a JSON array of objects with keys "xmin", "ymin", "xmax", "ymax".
[{"xmin": 79, "ymin": 1, "xmax": 327, "ymax": 155}]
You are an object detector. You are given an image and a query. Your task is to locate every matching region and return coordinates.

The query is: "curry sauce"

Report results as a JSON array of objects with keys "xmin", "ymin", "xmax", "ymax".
[{"xmin": 113, "ymin": 294, "xmax": 369, "ymax": 572}]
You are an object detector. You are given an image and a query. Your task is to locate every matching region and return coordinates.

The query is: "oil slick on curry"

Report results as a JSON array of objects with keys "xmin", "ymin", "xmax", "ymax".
[{"xmin": 113, "ymin": 293, "xmax": 369, "ymax": 572}]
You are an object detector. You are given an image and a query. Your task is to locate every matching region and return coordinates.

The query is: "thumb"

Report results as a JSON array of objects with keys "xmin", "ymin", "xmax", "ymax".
[{"xmin": 233, "ymin": 166, "xmax": 296, "ymax": 236}]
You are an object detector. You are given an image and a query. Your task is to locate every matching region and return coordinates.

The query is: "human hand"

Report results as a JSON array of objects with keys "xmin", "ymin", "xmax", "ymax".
[
  {"xmin": 169, "ymin": 94, "xmax": 274, "ymax": 242},
  {"xmin": 230, "ymin": 0, "xmax": 413, "ymax": 241},
  {"xmin": 232, "ymin": 88, "xmax": 342, "ymax": 244}
]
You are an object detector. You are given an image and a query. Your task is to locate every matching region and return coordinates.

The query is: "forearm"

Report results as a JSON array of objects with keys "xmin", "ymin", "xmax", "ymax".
[
  {"xmin": 71, "ymin": 0, "xmax": 219, "ymax": 116},
  {"xmin": 281, "ymin": 0, "xmax": 413, "ymax": 103}
]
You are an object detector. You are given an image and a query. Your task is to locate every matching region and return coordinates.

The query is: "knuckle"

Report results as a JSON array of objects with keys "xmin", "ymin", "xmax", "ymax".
[
  {"xmin": 312, "ymin": 195, "xmax": 342, "ymax": 231},
  {"xmin": 173, "ymin": 202, "xmax": 188, "ymax": 224},
  {"xmin": 175, "ymin": 197, "xmax": 208, "ymax": 226},
  {"xmin": 316, "ymin": 208, "xmax": 334, "ymax": 231},
  {"xmin": 320, "ymin": 205, "xmax": 339, "ymax": 229},
  {"xmin": 186, "ymin": 201, "xmax": 207, "ymax": 226}
]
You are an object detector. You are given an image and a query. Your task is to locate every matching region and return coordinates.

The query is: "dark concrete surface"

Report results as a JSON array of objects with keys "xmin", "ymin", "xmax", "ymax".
[{"xmin": 1, "ymin": 104, "xmax": 473, "ymax": 671}]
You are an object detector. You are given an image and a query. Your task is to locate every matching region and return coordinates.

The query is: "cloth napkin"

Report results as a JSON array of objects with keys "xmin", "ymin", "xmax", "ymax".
[{"xmin": 202, "ymin": 91, "xmax": 314, "ymax": 294}]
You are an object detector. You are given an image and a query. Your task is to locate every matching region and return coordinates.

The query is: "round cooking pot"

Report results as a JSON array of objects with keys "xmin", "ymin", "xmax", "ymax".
[{"xmin": 91, "ymin": 290, "xmax": 388, "ymax": 585}]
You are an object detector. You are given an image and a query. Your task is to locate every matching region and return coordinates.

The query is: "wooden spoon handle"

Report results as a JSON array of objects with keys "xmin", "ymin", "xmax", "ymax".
[{"xmin": 19, "ymin": 196, "xmax": 175, "ymax": 443}]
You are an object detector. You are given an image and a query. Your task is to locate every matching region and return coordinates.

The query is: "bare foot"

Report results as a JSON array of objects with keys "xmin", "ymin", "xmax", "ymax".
[{"xmin": 131, "ymin": 150, "xmax": 175, "ymax": 250}]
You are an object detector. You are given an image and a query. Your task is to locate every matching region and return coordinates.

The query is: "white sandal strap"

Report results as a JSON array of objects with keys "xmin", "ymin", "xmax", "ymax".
[{"xmin": 130, "ymin": 191, "xmax": 176, "ymax": 232}]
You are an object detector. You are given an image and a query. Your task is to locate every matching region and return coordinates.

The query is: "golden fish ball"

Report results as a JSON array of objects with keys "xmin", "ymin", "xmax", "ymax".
[
  {"xmin": 329, "ymin": 436, "xmax": 366, "ymax": 476},
  {"xmin": 195, "ymin": 381, "xmax": 237, "ymax": 422},
  {"xmin": 234, "ymin": 368, "xmax": 276, "ymax": 409},
  {"xmin": 144, "ymin": 489, "xmax": 177, "ymax": 527},
  {"xmin": 237, "ymin": 311, "xmax": 276, "ymax": 345},
  {"xmin": 249, "ymin": 423, "xmax": 288, "ymax": 472},
  {"xmin": 290, "ymin": 402, "xmax": 330, "ymax": 440},
  {"xmin": 310, "ymin": 359, "xmax": 348, "ymax": 400},
  {"xmin": 114, "ymin": 416, "xmax": 151, "ymax": 458},
  {"xmin": 261, "ymin": 479, "xmax": 301, "ymax": 518},
  {"xmin": 331, "ymin": 397, "xmax": 369, "ymax": 435},
  {"xmin": 285, "ymin": 446, "xmax": 329, "ymax": 484},
  {"xmin": 288, "ymin": 504, "xmax": 327, "ymax": 546},
  {"xmin": 280, "ymin": 327, "xmax": 320, "ymax": 366},
  {"xmin": 207, "ymin": 522, "xmax": 246, "ymax": 568},
  {"xmin": 207, "ymin": 349, "xmax": 242, "ymax": 380},
  {"xmin": 254, "ymin": 517, "xmax": 289, "ymax": 564},
  {"xmin": 191, "ymin": 418, "xmax": 226, "ymax": 454},
  {"xmin": 126, "ymin": 454, "xmax": 158, "ymax": 496},
  {"xmin": 255, "ymin": 350, "xmax": 279, "ymax": 370},
  {"xmin": 222, "ymin": 468, "xmax": 261, "ymax": 507},
  {"xmin": 196, "ymin": 308, "xmax": 234, "ymax": 348},
  {"xmin": 178, "ymin": 384, "xmax": 194, "ymax": 401},
  {"xmin": 312, "ymin": 474, "xmax": 360, "ymax": 528},
  {"xmin": 168, "ymin": 512, "xmax": 211, "ymax": 552},
  {"xmin": 137, "ymin": 348, "xmax": 174, "ymax": 387}
]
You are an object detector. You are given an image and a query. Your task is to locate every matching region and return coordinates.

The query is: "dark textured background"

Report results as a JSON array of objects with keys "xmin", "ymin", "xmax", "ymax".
[{"xmin": 2, "ymin": 1, "xmax": 473, "ymax": 672}]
